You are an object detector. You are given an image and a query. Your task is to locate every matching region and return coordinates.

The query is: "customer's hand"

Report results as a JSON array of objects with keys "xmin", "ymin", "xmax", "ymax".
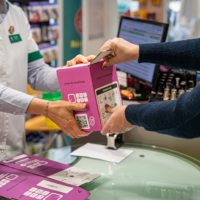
[
  {"xmin": 26, "ymin": 98, "xmax": 91, "ymax": 139},
  {"xmin": 101, "ymin": 105, "xmax": 134, "ymax": 135},
  {"xmin": 100, "ymin": 38, "xmax": 140, "ymax": 69},
  {"xmin": 66, "ymin": 55, "xmax": 96, "ymax": 67}
]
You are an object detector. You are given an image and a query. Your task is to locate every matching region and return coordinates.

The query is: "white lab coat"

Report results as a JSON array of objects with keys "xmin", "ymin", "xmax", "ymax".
[{"xmin": 0, "ymin": 3, "xmax": 42, "ymax": 160}]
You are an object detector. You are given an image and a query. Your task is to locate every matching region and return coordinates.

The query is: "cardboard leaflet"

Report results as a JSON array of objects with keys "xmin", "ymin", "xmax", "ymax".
[
  {"xmin": 0, "ymin": 165, "xmax": 90, "ymax": 200},
  {"xmin": 0, "ymin": 154, "xmax": 100, "ymax": 187},
  {"xmin": 57, "ymin": 60, "xmax": 123, "ymax": 132}
]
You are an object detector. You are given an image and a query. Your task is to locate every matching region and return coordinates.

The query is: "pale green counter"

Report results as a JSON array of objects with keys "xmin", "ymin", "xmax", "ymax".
[{"xmin": 36, "ymin": 143, "xmax": 200, "ymax": 200}]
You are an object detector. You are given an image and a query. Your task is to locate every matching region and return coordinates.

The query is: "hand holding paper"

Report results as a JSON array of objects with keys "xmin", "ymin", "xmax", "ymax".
[{"xmin": 100, "ymin": 37, "xmax": 140, "ymax": 69}]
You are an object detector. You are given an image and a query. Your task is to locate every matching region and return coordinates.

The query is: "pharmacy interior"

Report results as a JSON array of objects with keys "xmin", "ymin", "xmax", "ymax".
[{"xmin": 1, "ymin": 0, "xmax": 200, "ymax": 199}]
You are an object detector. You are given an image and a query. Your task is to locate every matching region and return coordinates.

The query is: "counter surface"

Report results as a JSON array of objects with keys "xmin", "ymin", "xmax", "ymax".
[{"xmin": 36, "ymin": 143, "xmax": 200, "ymax": 200}]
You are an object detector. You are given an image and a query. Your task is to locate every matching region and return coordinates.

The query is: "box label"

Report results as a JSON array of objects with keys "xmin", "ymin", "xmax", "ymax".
[
  {"xmin": 75, "ymin": 114, "xmax": 90, "ymax": 130},
  {"xmin": 9, "ymin": 34, "xmax": 22, "ymax": 43},
  {"xmin": 37, "ymin": 180, "xmax": 73, "ymax": 194},
  {"xmin": 95, "ymin": 82, "xmax": 122, "ymax": 127}
]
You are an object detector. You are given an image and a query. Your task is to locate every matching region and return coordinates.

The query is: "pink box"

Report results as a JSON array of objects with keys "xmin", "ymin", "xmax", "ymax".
[
  {"xmin": 57, "ymin": 61, "xmax": 123, "ymax": 132},
  {"xmin": 0, "ymin": 154, "xmax": 100, "ymax": 187},
  {"xmin": 0, "ymin": 164, "xmax": 90, "ymax": 200}
]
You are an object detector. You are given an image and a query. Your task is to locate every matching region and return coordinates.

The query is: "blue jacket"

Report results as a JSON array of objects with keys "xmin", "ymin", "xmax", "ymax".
[{"xmin": 125, "ymin": 39, "xmax": 200, "ymax": 139}]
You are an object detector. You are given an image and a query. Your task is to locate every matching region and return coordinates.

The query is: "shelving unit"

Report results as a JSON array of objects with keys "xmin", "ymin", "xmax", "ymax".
[{"xmin": 10, "ymin": 0, "xmax": 63, "ymax": 68}]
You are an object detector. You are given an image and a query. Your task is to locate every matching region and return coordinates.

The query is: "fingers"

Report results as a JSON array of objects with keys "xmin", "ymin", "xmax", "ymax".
[
  {"xmin": 101, "ymin": 122, "xmax": 110, "ymax": 135},
  {"xmin": 65, "ymin": 127, "xmax": 76, "ymax": 139},
  {"xmin": 105, "ymin": 104, "xmax": 117, "ymax": 114},
  {"xmin": 67, "ymin": 102, "xmax": 87, "ymax": 111},
  {"xmin": 78, "ymin": 131, "xmax": 92, "ymax": 138},
  {"xmin": 71, "ymin": 117, "xmax": 92, "ymax": 138},
  {"xmin": 75, "ymin": 54, "xmax": 88, "ymax": 64},
  {"xmin": 87, "ymin": 55, "xmax": 96, "ymax": 62},
  {"xmin": 100, "ymin": 38, "xmax": 116, "ymax": 52},
  {"xmin": 67, "ymin": 55, "xmax": 89, "ymax": 67},
  {"xmin": 67, "ymin": 60, "xmax": 76, "ymax": 67},
  {"xmin": 102, "ymin": 57, "xmax": 118, "ymax": 69}
]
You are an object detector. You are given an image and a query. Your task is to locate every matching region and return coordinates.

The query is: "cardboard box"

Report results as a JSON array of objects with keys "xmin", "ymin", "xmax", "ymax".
[
  {"xmin": 57, "ymin": 60, "xmax": 122, "ymax": 132},
  {"xmin": 0, "ymin": 164, "xmax": 90, "ymax": 200},
  {"xmin": 0, "ymin": 154, "xmax": 100, "ymax": 187}
]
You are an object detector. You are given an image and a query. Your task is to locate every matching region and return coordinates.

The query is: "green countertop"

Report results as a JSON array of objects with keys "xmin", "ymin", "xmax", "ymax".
[{"xmin": 36, "ymin": 143, "xmax": 200, "ymax": 200}]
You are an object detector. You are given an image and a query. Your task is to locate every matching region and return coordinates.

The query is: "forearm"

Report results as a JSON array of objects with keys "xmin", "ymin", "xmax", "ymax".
[
  {"xmin": 0, "ymin": 84, "xmax": 48, "ymax": 116},
  {"xmin": 28, "ymin": 59, "xmax": 61, "ymax": 93},
  {"xmin": 26, "ymin": 98, "xmax": 47, "ymax": 115},
  {"xmin": 139, "ymin": 38, "xmax": 200, "ymax": 71},
  {"xmin": 125, "ymin": 84, "xmax": 200, "ymax": 139}
]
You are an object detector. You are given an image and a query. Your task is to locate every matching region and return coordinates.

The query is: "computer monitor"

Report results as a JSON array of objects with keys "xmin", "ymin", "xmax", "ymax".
[{"xmin": 116, "ymin": 16, "xmax": 169, "ymax": 86}]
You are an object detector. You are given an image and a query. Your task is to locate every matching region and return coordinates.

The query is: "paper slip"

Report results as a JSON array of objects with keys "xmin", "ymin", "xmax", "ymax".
[{"xmin": 70, "ymin": 143, "xmax": 133, "ymax": 163}]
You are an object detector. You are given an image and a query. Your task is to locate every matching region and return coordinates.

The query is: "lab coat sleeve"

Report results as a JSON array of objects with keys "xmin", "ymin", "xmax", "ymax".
[
  {"xmin": 0, "ymin": 84, "xmax": 34, "ymax": 115},
  {"xmin": 25, "ymin": 12, "xmax": 60, "ymax": 93},
  {"xmin": 28, "ymin": 59, "xmax": 60, "ymax": 93}
]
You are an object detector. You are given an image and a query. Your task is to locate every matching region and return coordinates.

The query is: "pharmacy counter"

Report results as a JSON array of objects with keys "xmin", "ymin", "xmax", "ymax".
[{"xmin": 36, "ymin": 143, "xmax": 200, "ymax": 200}]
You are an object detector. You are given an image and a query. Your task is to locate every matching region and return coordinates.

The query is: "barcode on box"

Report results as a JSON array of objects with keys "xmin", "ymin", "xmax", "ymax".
[{"xmin": 75, "ymin": 114, "xmax": 90, "ymax": 130}]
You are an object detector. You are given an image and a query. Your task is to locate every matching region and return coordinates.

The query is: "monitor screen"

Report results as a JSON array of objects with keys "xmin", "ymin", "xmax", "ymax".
[{"xmin": 116, "ymin": 17, "xmax": 168, "ymax": 85}]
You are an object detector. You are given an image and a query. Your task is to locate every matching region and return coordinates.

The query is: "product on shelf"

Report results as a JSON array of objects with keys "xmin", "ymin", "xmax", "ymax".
[
  {"xmin": 39, "ymin": 44, "xmax": 52, "ymax": 64},
  {"xmin": 41, "ymin": 23, "xmax": 59, "ymax": 42},
  {"xmin": 41, "ymin": 24, "xmax": 49, "ymax": 41},
  {"xmin": 28, "ymin": 2, "xmax": 42, "ymax": 23},
  {"xmin": 41, "ymin": 2, "xmax": 51, "ymax": 22},
  {"xmin": 50, "ymin": 3, "xmax": 59, "ymax": 20},
  {"xmin": 132, "ymin": 10, "xmax": 148, "ymax": 20},
  {"xmin": 51, "ymin": 45, "xmax": 58, "ymax": 68},
  {"xmin": 39, "ymin": 44, "xmax": 58, "ymax": 67},
  {"xmin": 31, "ymin": 24, "xmax": 41, "ymax": 44},
  {"xmin": 48, "ymin": 23, "xmax": 59, "ymax": 40}
]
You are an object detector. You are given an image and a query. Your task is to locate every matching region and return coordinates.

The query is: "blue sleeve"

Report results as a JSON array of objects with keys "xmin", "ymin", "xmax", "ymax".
[
  {"xmin": 125, "ymin": 84, "xmax": 200, "ymax": 139},
  {"xmin": 139, "ymin": 38, "xmax": 200, "ymax": 71}
]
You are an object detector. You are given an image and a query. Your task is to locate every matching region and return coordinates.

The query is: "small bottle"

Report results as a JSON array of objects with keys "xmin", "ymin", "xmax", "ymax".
[
  {"xmin": 163, "ymin": 88, "xmax": 170, "ymax": 101},
  {"xmin": 188, "ymin": 80, "xmax": 194, "ymax": 91},
  {"xmin": 166, "ymin": 81, "xmax": 172, "ymax": 89},
  {"xmin": 180, "ymin": 81, "xmax": 186, "ymax": 90},
  {"xmin": 175, "ymin": 77, "xmax": 181, "ymax": 89},
  {"xmin": 169, "ymin": 74, "xmax": 175, "ymax": 78},
  {"xmin": 158, "ymin": 82, "xmax": 164, "ymax": 96},
  {"xmin": 171, "ymin": 89, "xmax": 177, "ymax": 100},
  {"xmin": 178, "ymin": 89, "xmax": 185, "ymax": 97}
]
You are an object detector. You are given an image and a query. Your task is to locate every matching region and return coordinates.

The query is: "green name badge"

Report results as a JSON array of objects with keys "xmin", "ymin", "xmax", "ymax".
[{"xmin": 9, "ymin": 34, "xmax": 22, "ymax": 43}]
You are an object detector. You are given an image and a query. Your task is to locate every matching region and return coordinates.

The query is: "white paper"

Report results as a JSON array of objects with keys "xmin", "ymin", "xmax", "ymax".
[
  {"xmin": 48, "ymin": 166, "xmax": 100, "ymax": 186},
  {"xmin": 37, "ymin": 180, "xmax": 73, "ymax": 194},
  {"xmin": 70, "ymin": 143, "xmax": 133, "ymax": 163},
  {"xmin": 117, "ymin": 71, "xmax": 127, "ymax": 87},
  {"xmin": 90, "ymin": 50, "xmax": 114, "ymax": 65},
  {"xmin": 95, "ymin": 82, "xmax": 122, "ymax": 127}
]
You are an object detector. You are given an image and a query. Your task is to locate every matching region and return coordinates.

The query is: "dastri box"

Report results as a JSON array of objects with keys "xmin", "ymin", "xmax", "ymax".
[
  {"xmin": 57, "ymin": 60, "xmax": 122, "ymax": 132},
  {"xmin": 0, "ymin": 164, "xmax": 90, "ymax": 200},
  {"xmin": 0, "ymin": 154, "xmax": 100, "ymax": 187}
]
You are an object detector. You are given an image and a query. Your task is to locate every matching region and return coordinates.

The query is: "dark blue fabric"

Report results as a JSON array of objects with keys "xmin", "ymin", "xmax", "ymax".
[{"xmin": 125, "ymin": 39, "xmax": 200, "ymax": 139}]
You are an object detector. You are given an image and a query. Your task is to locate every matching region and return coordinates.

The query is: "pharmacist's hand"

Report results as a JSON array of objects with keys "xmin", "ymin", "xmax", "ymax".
[
  {"xmin": 101, "ymin": 105, "xmax": 134, "ymax": 135},
  {"xmin": 48, "ymin": 101, "xmax": 91, "ymax": 139},
  {"xmin": 100, "ymin": 38, "xmax": 139, "ymax": 69},
  {"xmin": 66, "ymin": 55, "xmax": 96, "ymax": 67}
]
